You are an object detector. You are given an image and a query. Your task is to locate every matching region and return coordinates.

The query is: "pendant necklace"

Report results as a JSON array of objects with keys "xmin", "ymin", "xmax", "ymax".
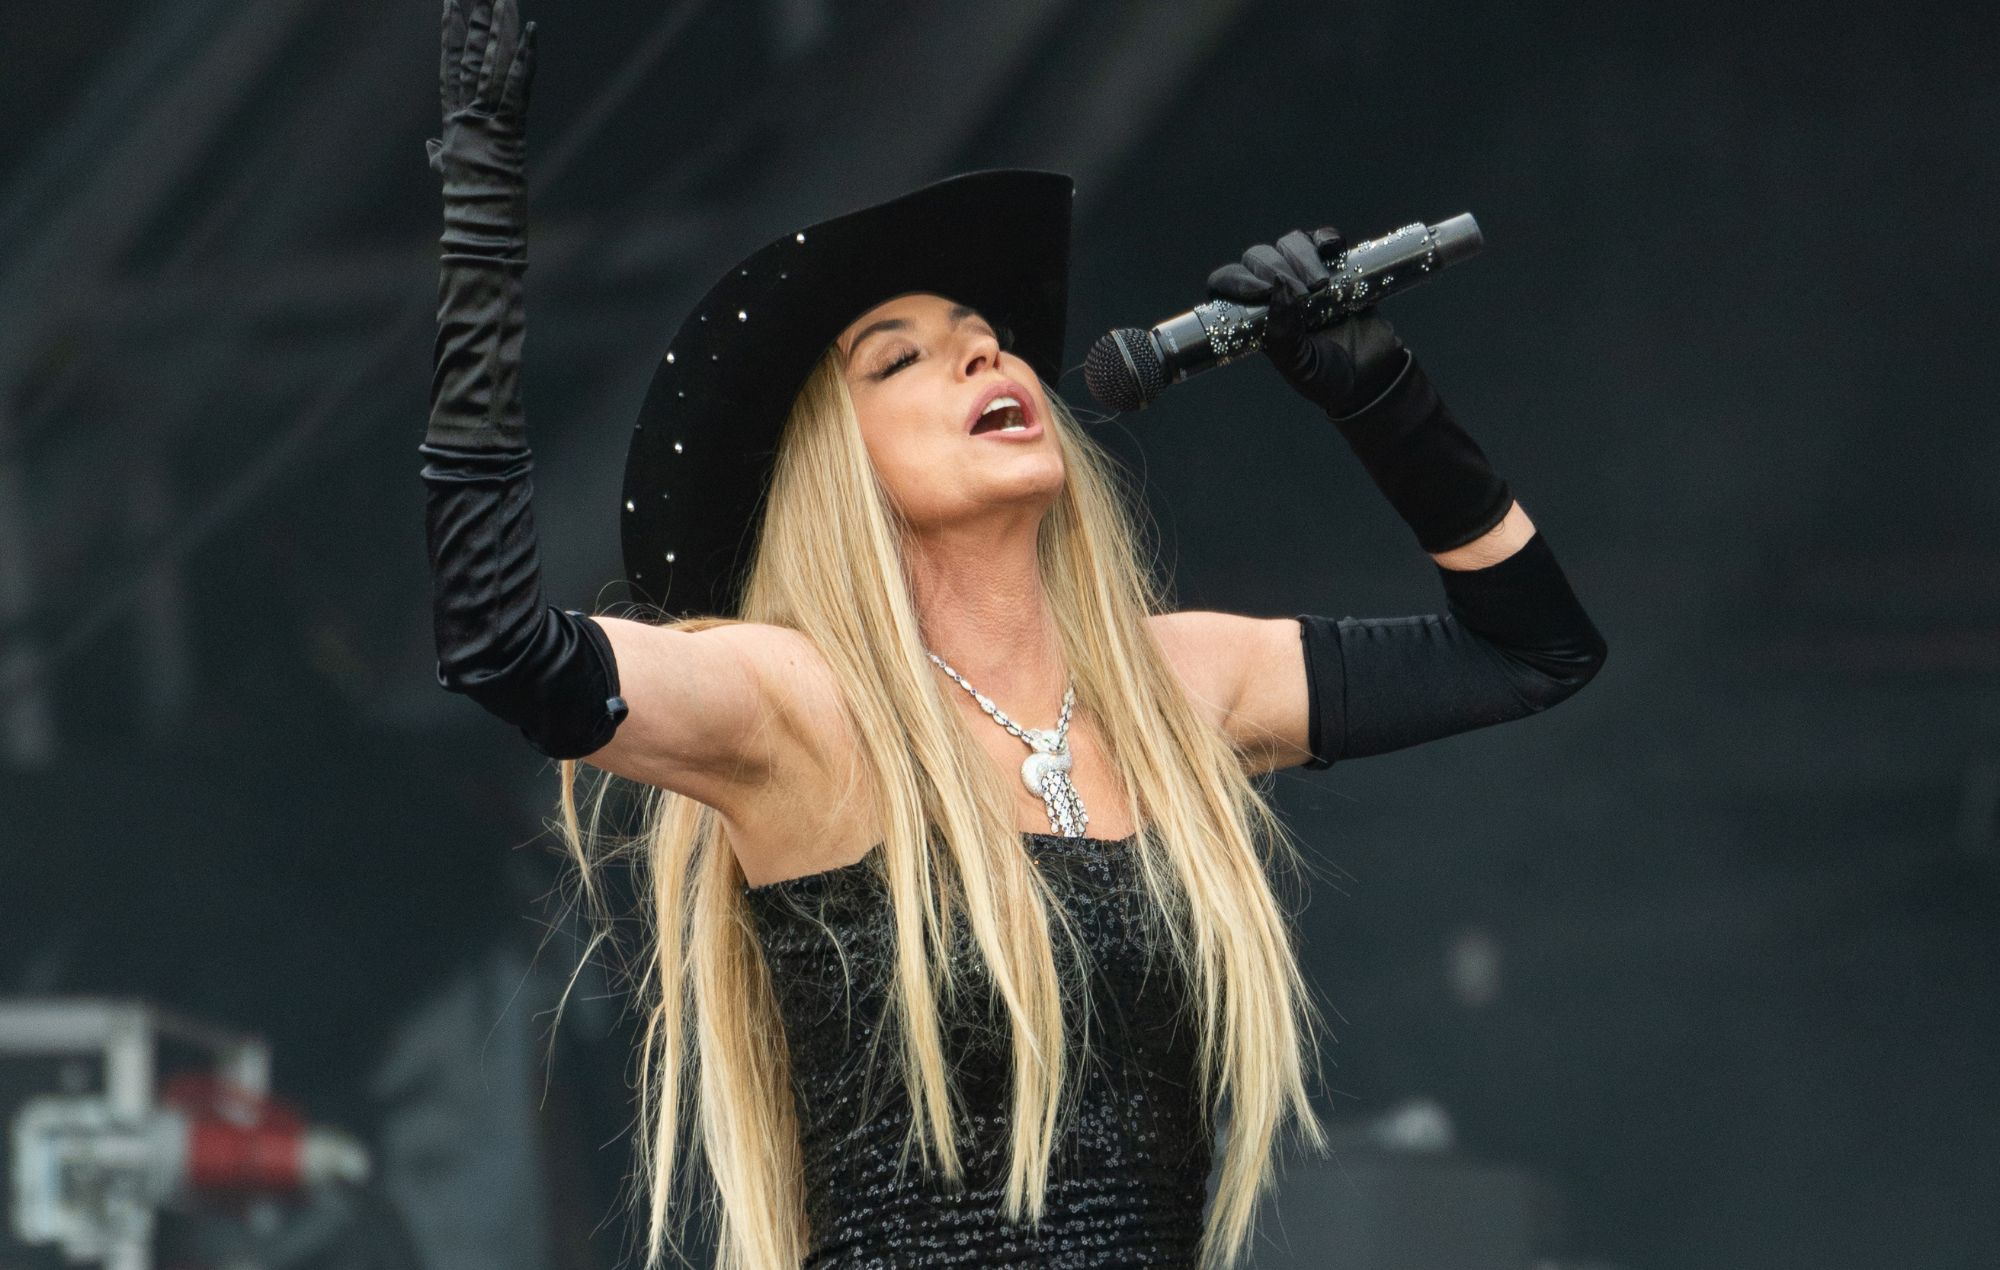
[{"xmin": 926, "ymin": 650, "xmax": 1090, "ymax": 837}]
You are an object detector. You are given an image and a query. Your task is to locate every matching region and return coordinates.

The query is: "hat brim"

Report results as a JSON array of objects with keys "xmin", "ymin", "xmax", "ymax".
[{"xmin": 620, "ymin": 168, "xmax": 1075, "ymax": 617}]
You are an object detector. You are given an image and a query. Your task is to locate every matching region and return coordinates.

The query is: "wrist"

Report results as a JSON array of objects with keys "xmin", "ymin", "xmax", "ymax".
[
  {"xmin": 434, "ymin": 132, "xmax": 527, "ymax": 259},
  {"xmin": 1325, "ymin": 342, "xmax": 1412, "ymax": 420},
  {"xmin": 1325, "ymin": 352, "xmax": 1514, "ymax": 554},
  {"xmin": 439, "ymin": 188, "xmax": 527, "ymax": 260},
  {"xmin": 1326, "ymin": 344, "xmax": 1420, "ymax": 435}
]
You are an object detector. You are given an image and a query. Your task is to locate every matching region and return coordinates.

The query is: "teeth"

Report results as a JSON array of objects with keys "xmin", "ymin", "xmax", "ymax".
[{"xmin": 972, "ymin": 394, "xmax": 1030, "ymax": 435}]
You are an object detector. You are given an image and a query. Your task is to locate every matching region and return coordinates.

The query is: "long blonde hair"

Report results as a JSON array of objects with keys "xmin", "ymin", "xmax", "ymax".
[{"xmin": 553, "ymin": 342, "xmax": 1328, "ymax": 1270}]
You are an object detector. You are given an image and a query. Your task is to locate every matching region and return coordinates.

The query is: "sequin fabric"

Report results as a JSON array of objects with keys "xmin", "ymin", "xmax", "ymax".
[{"xmin": 743, "ymin": 832, "xmax": 1214, "ymax": 1267}]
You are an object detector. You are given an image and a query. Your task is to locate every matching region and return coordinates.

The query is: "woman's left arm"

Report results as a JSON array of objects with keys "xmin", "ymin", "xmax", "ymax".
[{"xmin": 1206, "ymin": 225, "xmax": 1607, "ymax": 770}]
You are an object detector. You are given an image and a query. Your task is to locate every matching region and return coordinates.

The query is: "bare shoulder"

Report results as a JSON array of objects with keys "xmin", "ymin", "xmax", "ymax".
[{"xmin": 1147, "ymin": 610, "xmax": 1312, "ymax": 774}]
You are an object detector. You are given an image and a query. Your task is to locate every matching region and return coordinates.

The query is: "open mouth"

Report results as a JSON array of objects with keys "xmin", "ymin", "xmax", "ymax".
[{"xmin": 969, "ymin": 393, "xmax": 1037, "ymax": 436}]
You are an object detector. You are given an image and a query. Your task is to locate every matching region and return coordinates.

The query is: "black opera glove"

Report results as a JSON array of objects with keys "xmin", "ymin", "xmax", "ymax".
[
  {"xmin": 1207, "ymin": 225, "xmax": 1513, "ymax": 554},
  {"xmin": 419, "ymin": 2, "xmax": 627, "ymax": 761},
  {"xmin": 1294, "ymin": 530, "xmax": 1608, "ymax": 770}
]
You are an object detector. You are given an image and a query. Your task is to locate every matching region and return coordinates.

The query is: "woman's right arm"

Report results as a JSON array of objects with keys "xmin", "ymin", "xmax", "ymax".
[{"xmin": 420, "ymin": 1, "xmax": 787, "ymax": 813}]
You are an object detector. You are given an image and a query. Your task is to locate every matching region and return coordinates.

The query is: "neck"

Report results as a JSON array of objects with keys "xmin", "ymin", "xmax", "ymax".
[{"xmin": 906, "ymin": 521, "xmax": 1066, "ymax": 725}]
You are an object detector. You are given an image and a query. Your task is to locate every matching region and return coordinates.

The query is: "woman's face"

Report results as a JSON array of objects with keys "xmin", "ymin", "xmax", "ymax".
[{"xmin": 835, "ymin": 291, "xmax": 1063, "ymax": 535}]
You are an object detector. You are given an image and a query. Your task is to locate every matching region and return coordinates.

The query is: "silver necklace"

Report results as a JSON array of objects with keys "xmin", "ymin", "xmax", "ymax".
[{"xmin": 926, "ymin": 650, "xmax": 1090, "ymax": 836}]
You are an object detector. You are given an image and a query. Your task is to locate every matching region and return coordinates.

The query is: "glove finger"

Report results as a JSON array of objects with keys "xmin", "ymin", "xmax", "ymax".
[
  {"xmin": 440, "ymin": 0, "xmax": 467, "ymax": 113},
  {"xmin": 1267, "ymin": 267, "xmax": 1312, "ymax": 319},
  {"xmin": 479, "ymin": 0, "xmax": 520, "ymax": 111},
  {"xmin": 500, "ymin": 19, "xmax": 536, "ymax": 118},
  {"xmin": 1206, "ymin": 261, "xmax": 1271, "ymax": 303},
  {"xmin": 1262, "ymin": 269, "xmax": 1313, "ymax": 363},
  {"xmin": 458, "ymin": 0, "xmax": 493, "ymax": 108},
  {"xmin": 1240, "ymin": 242, "xmax": 1292, "ymax": 289},
  {"xmin": 1309, "ymin": 225, "xmax": 1347, "ymax": 263},
  {"xmin": 1274, "ymin": 229, "xmax": 1331, "ymax": 290}
]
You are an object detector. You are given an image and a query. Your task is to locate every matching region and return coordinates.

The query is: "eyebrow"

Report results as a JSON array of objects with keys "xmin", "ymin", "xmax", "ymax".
[{"xmin": 843, "ymin": 303, "xmax": 990, "ymax": 362}]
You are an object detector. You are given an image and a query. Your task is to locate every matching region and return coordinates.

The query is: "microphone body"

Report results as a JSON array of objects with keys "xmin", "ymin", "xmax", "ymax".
[{"xmin": 1086, "ymin": 212, "xmax": 1483, "ymax": 413}]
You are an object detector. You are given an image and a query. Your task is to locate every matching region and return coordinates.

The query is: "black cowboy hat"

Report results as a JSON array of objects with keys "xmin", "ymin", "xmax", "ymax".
[{"xmin": 619, "ymin": 168, "xmax": 1076, "ymax": 618}]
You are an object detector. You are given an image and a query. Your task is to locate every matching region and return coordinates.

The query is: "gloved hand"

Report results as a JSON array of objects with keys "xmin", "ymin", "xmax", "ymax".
[
  {"xmin": 430, "ymin": 0, "xmax": 536, "ymax": 263},
  {"xmin": 425, "ymin": 0, "xmax": 536, "ymax": 452},
  {"xmin": 1206, "ymin": 223, "xmax": 1514, "ymax": 554},
  {"xmin": 1205, "ymin": 226, "xmax": 1407, "ymax": 419}
]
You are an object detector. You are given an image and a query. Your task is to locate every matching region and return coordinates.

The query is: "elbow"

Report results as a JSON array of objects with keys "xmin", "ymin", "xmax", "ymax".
[
  {"xmin": 434, "ymin": 607, "xmax": 629, "ymax": 760},
  {"xmin": 1517, "ymin": 628, "xmax": 1607, "ymax": 712},
  {"xmin": 431, "ymin": 595, "xmax": 549, "ymax": 696},
  {"xmin": 433, "ymin": 627, "xmax": 536, "ymax": 698}
]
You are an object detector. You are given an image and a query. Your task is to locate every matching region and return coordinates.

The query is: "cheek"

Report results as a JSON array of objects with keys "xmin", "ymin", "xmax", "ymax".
[{"xmin": 857, "ymin": 400, "xmax": 942, "ymax": 484}]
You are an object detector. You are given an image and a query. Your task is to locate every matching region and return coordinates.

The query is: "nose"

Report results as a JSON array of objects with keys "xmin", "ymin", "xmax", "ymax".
[{"xmin": 958, "ymin": 323, "xmax": 1004, "ymax": 378}]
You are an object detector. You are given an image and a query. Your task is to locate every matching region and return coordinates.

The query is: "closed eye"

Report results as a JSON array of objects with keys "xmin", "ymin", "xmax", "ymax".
[
  {"xmin": 875, "ymin": 348, "xmax": 919, "ymax": 379},
  {"xmin": 869, "ymin": 319, "xmax": 1005, "ymax": 380}
]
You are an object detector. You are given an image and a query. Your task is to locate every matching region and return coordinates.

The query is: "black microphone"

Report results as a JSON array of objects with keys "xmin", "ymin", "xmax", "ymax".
[{"xmin": 1084, "ymin": 212, "xmax": 1484, "ymax": 413}]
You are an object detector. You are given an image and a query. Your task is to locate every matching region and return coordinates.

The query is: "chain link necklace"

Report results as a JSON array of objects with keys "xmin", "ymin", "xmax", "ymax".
[{"xmin": 926, "ymin": 650, "xmax": 1090, "ymax": 836}]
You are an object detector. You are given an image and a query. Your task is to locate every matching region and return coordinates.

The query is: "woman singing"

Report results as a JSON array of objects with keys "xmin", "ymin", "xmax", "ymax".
[{"xmin": 419, "ymin": 4, "xmax": 1606, "ymax": 1267}]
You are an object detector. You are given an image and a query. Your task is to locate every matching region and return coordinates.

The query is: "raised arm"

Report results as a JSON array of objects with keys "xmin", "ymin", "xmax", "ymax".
[
  {"xmin": 1203, "ymin": 225, "xmax": 1607, "ymax": 771},
  {"xmin": 419, "ymin": 0, "xmax": 625, "ymax": 763},
  {"xmin": 417, "ymin": 2, "xmax": 788, "ymax": 812}
]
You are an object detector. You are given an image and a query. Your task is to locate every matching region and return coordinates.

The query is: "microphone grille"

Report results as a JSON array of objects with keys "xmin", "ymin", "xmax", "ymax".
[{"xmin": 1084, "ymin": 329, "xmax": 1164, "ymax": 414}]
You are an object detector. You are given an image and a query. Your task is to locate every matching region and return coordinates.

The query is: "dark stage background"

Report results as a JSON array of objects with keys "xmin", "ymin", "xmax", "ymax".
[{"xmin": 3, "ymin": 2, "xmax": 1995, "ymax": 1268}]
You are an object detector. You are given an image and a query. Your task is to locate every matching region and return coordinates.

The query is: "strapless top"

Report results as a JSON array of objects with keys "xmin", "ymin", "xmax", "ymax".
[{"xmin": 742, "ymin": 832, "xmax": 1213, "ymax": 1267}]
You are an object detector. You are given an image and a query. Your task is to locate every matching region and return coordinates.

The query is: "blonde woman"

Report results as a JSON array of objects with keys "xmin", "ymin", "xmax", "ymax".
[{"xmin": 420, "ymin": 4, "xmax": 1605, "ymax": 1268}]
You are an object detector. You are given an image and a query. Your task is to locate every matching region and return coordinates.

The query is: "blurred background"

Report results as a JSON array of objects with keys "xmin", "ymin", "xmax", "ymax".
[{"xmin": 2, "ymin": 1, "xmax": 1995, "ymax": 1268}]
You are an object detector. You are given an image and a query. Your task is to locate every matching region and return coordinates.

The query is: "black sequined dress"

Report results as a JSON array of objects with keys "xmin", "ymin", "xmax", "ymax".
[{"xmin": 743, "ymin": 831, "xmax": 1213, "ymax": 1268}]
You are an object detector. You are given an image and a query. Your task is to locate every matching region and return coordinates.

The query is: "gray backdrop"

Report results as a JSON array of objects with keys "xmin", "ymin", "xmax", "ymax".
[{"xmin": 3, "ymin": 2, "xmax": 1993, "ymax": 1268}]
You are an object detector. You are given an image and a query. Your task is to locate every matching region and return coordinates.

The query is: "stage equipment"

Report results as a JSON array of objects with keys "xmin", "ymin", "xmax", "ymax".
[{"xmin": 1, "ymin": 998, "xmax": 373, "ymax": 1270}]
